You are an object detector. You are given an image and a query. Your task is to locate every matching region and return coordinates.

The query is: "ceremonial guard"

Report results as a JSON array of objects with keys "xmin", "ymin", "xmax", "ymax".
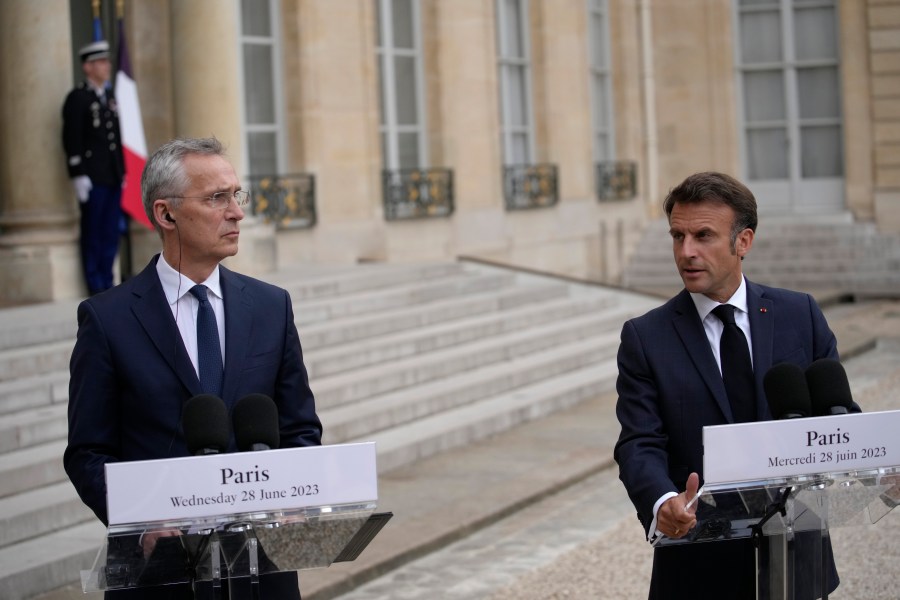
[{"xmin": 62, "ymin": 40, "xmax": 125, "ymax": 296}]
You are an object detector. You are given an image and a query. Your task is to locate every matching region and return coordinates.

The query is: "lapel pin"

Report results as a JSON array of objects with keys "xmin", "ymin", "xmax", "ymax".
[{"xmin": 759, "ymin": 308, "xmax": 767, "ymax": 313}]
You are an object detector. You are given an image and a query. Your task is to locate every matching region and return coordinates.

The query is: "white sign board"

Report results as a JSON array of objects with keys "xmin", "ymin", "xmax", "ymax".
[
  {"xmin": 105, "ymin": 442, "xmax": 378, "ymax": 526},
  {"xmin": 703, "ymin": 410, "xmax": 900, "ymax": 486}
]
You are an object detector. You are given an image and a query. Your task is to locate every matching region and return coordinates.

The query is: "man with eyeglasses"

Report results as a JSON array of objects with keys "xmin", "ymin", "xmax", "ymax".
[
  {"xmin": 62, "ymin": 39, "xmax": 126, "ymax": 296},
  {"xmin": 65, "ymin": 137, "xmax": 321, "ymax": 599}
]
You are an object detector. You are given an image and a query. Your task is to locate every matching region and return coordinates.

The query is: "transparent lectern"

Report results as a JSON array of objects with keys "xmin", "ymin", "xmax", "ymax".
[
  {"xmin": 654, "ymin": 411, "xmax": 900, "ymax": 600},
  {"xmin": 80, "ymin": 442, "xmax": 391, "ymax": 598}
]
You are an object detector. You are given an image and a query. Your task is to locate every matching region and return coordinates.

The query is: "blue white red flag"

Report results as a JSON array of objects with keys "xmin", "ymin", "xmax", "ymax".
[{"xmin": 115, "ymin": 18, "xmax": 152, "ymax": 228}]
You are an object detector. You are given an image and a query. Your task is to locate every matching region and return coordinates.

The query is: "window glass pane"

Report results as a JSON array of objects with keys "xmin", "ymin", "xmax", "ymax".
[
  {"xmin": 241, "ymin": 0, "xmax": 271, "ymax": 36},
  {"xmin": 740, "ymin": 0, "xmax": 777, "ymax": 5},
  {"xmin": 801, "ymin": 125, "xmax": 842, "ymax": 177},
  {"xmin": 398, "ymin": 132, "xmax": 419, "ymax": 168},
  {"xmin": 381, "ymin": 132, "xmax": 388, "ymax": 167},
  {"xmin": 590, "ymin": 13, "xmax": 606, "ymax": 68},
  {"xmin": 392, "ymin": 0, "xmax": 414, "ymax": 49},
  {"xmin": 512, "ymin": 133, "xmax": 530, "ymax": 164},
  {"xmin": 394, "ymin": 56, "xmax": 419, "ymax": 125},
  {"xmin": 508, "ymin": 66, "xmax": 528, "ymax": 127},
  {"xmin": 794, "ymin": 7, "xmax": 836, "ymax": 61},
  {"xmin": 797, "ymin": 67, "xmax": 840, "ymax": 119},
  {"xmin": 743, "ymin": 70, "xmax": 785, "ymax": 122},
  {"xmin": 592, "ymin": 75, "xmax": 608, "ymax": 130},
  {"xmin": 247, "ymin": 131, "xmax": 277, "ymax": 177},
  {"xmin": 595, "ymin": 133, "xmax": 609, "ymax": 162},
  {"xmin": 503, "ymin": 0, "xmax": 524, "ymax": 58},
  {"xmin": 740, "ymin": 11, "xmax": 781, "ymax": 64},
  {"xmin": 243, "ymin": 44, "xmax": 276, "ymax": 124},
  {"xmin": 746, "ymin": 128, "xmax": 788, "ymax": 180}
]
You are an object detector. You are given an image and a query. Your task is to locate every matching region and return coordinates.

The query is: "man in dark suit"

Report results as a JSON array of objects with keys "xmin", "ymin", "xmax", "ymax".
[
  {"xmin": 614, "ymin": 172, "xmax": 852, "ymax": 599},
  {"xmin": 62, "ymin": 40, "xmax": 126, "ymax": 296},
  {"xmin": 65, "ymin": 137, "xmax": 322, "ymax": 599}
]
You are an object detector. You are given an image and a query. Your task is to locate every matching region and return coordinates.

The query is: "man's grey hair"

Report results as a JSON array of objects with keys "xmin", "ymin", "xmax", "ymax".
[{"xmin": 141, "ymin": 137, "xmax": 227, "ymax": 232}]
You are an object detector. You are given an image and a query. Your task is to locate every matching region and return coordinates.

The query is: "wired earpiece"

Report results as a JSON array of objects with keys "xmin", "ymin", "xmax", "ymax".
[{"xmin": 165, "ymin": 213, "xmax": 176, "ymax": 223}]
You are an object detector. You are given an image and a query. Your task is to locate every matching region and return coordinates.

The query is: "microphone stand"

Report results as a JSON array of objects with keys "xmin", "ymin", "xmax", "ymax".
[{"xmin": 751, "ymin": 486, "xmax": 792, "ymax": 600}]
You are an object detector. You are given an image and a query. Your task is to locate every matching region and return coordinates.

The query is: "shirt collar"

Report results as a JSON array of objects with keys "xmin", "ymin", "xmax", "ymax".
[
  {"xmin": 156, "ymin": 254, "xmax": 222, "ymax": 305},
  {"xmin": 689, "ymin": 276, "xmax": 749, "ymax": 322}
]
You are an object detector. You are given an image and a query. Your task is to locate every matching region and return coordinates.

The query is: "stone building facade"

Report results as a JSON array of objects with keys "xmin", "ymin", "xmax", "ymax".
[{"xmin": 0, "ymin": 0, "xmax": 897, "ymax": 305}]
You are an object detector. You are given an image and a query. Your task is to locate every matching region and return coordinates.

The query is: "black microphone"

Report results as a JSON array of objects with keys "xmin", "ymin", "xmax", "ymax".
[
  {"xmin": 183, "ymin": 394, "xmax": 230, "ymax": 455},
  {"xmin": 763, "ymin": 363, "xmax": 811, "ymax": 419},
  {"xmin": 806, "ymin": 358, "xmax": 853, "ymax": 416},
  {"xmin": 233, "ymin": 394, "xmax": 280, "ymax": 451}
]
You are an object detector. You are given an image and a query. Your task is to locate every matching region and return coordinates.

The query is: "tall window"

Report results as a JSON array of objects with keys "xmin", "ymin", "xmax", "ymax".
[
  {"xmin": 496, "ymin": 0, "xmax": 534, "ymax": 165},
  {"xmin": 735, "ymin": 0, "xmax": 843, "ymax": 211},
  {"xmin": 376, "ymin": 0, "xmax": 427, "ymax": 170},
  {"xmin": 240, "ymin": 0, "xmax": 284, "ymax": 176},
  {"xmin": 588, "ymin": 0, "xmax": 614, "ymax": 162}
]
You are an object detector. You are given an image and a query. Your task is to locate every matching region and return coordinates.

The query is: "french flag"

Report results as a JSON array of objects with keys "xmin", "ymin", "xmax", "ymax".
[{"xmin": 115, "ymin": 18, "xmax": 152, "ymax": 229}]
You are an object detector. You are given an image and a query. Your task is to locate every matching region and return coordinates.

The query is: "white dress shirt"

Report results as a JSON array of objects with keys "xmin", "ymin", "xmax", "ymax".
[{"xmin": 156, "ymin": 255, "xmax": 226, "ymax": 379}]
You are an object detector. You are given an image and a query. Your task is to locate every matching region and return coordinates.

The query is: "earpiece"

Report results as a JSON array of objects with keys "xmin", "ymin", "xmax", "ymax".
[{"xmin": 165, "ymin": 213, "xmax": 176, "ymax": 223}]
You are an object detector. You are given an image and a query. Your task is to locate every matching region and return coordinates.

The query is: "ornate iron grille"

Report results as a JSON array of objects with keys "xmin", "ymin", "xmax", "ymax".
[
  {"xmin": 248, "ymin": 173, "xmax": 316, "ymax": 230},
  {"xmin": 383, "ymin": 168, "xmax": 454, "ymax": 221},
  {"xmin": 596, "ymin": 161, "xmax": 637, "ymax": 201},
  {"xmin": 502, "ymin": 164, "xmax": 559, "ymax": 210}
]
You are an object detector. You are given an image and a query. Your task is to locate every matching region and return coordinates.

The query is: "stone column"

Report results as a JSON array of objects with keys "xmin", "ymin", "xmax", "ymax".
[
  {"xmin": 170, "ymin": 0, "xmax": 244, "ymax": 172},
  {"xmin": 432, "ymin": 0, "xmax": 505, "ymax": 256},
  {"xmin": 0, "ymin": 0, "xmax": 83, "ymax": 303},
  {"xmin": 170, "ymin": 0, "xmax": 276, "ymax": 274}
]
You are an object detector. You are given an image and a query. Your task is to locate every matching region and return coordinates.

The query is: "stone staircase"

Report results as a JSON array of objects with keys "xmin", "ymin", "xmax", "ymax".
[
  {"xmin": 623, "ymin": 218, "xmax": 900, "ymax": 299},
  {"xmin": 0, "ymin": 259, "xmax": 658, "ymax": 600}
]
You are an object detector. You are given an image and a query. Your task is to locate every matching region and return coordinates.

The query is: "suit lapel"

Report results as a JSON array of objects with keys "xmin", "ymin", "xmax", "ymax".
[
  {"xmin": 747, "ymin": 280, "xmax": 774, "ymax": 419},
  {"xmin": 220, "ymin": 267, "xmax": 252, "ymax": 408},
  {"xmin": 671, "ymin": 290, "xmax": 734, "ymax": 422},
  {"xmin": 130, "ymin": 258, "xmax": 202, "ymax": 396}
]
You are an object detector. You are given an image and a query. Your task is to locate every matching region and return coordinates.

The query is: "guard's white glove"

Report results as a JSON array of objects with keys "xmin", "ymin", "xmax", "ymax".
[{"xmin": 72, "ymin": 175, "xmax": 92, "ymax": 203}]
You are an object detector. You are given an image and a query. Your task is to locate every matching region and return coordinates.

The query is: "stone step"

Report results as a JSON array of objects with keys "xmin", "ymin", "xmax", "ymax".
[
  {"xmin": 359, "ymin": 359, "xmax": 620, "ymax": 473},
  {"xmin": 0, "ymin": 482, "xmax": 94, "ymax": 548},
  {"xmin": 311, "ymin": 306, "xmax": 639, "ymax": 411},
  {"xmin": 0, "ymin": 340, "xmax": 74, "ymax": 384},
  {"xmin": 0, "ymin": 299, "xmax": 81, "ymax": 353},
  {"xmin": 0, "ymin": 371, "xmax": 69, "ymax": 418},
  {"xmin": 294, "ymin": 270, "xmax": 516, "ymax": 327},
  {"xmin": 321, "ymin": 331, "xmax": 621, "ymax": 443},
  {"xmin": 268, "ymin": 261, "xmax": 466, "ymax": 302},
  {"xmin": 305, "ymin": 293, "xmax": 616, "ymax": 379},
  {"xmin": 0, "ymin": 440, "xmax": 67, "ymax": 499},
  {"xmin": 0, "ymin": 520, "xmax": 105, "ymax": 600},
  {"xmin": 0, "ymin": 404, "xmax": 67, "ymax": 454},
  {"xmin": 299, "ymin": 283, "xmax": 569, "ymax": 350}
]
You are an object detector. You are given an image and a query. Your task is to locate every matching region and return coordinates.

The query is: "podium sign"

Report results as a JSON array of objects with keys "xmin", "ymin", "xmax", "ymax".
[
  {"xmin": 703, "ymin": 410, "xmax": 900, "ymax": 486},
  {"xmin": 105, "ymin": 443, "xmax": 377, "ymax": 526},
  {"xmin": 83, "ymin": 443, "xmax": 390, "ymax": 594}
]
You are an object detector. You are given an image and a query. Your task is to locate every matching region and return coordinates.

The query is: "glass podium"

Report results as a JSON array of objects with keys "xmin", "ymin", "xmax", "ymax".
[{"xmin": 655, "ymin": 466, "xmax": 899, "ymax": 599}]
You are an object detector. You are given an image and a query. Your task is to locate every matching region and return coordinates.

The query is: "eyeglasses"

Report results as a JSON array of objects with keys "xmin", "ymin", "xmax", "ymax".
[{"xmin": 174, "ymin": 190, "xmax": 251, "ymax": 210}]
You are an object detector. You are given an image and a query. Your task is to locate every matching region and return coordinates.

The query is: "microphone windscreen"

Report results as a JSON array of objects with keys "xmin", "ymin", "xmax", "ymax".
[
  {"xmin": 233, "ymin": 394, "xmax": 280, "ymax": 451},
  {"xmin": 806, "ymin": 358, "xmax": 854, "ymax": 416},
  {"xmin": 763, "ymin": 363, "xmax": 811, "ymax": 419},
  {"xmin": 183, "ymin": 394, "xmax": 230, "ymax": 455}
]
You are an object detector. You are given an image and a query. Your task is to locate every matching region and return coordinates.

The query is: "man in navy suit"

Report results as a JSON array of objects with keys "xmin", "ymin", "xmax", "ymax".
[
  {"xmin": 614, "ymin": 172, "xmax": 850, "ymax": 599},
  {"xmin": 65, "ymin": 137, "xmax": 322, "ymax": 599}
]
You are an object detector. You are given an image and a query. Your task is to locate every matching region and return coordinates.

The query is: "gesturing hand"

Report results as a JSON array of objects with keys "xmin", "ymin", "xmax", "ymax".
[{"xmin": 658, "ymin": 472, "xmax": 699, "ymax": 539}]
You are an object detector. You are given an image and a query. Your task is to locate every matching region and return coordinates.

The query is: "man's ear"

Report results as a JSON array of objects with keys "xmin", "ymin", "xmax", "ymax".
[
  {"xmin": 153, "ymin": 200, "xmax": 174, "ymax": 229},
  {"xmin": 735, "ymin": 228, "xmax": 754, "ymax": 259}
]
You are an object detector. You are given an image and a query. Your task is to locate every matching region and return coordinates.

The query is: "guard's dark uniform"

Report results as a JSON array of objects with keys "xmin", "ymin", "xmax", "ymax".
[{"xmin": 62, "ymin": 81, "xmax": 125, "ymax": 294}]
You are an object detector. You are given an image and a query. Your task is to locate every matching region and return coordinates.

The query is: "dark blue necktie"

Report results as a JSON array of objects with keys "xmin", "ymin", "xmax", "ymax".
[
  {"xmin": 712, "ymin": 304, "xmax": 755, "ymax": 423},
  {"xmin": 190, "ymin": 285, "xmax": 223, "ymax": 396}
]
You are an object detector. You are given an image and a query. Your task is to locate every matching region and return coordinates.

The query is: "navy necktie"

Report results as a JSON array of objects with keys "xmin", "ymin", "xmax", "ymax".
[
  {"xmin": 712, "ymin": 304, "xmax": 755, "ymax": 423},
  {"xmin": 190, "ymin": 285, "xmax": 223, "ymax": 397}
]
